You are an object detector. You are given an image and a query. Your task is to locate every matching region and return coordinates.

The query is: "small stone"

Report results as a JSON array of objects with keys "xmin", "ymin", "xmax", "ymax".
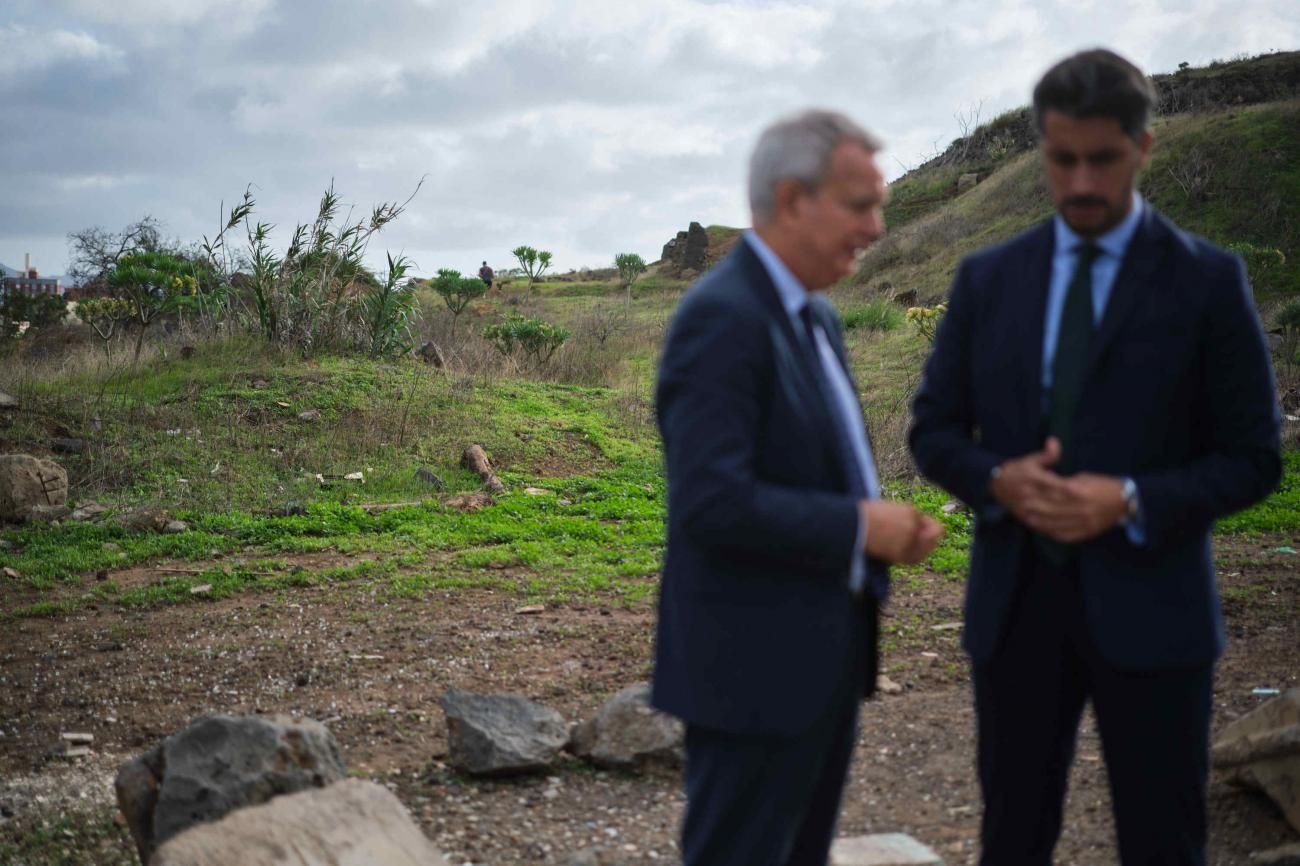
[
  {"xmin": 164, "ymin": 520, "xmax": 188, "ymax": 534},
  {"xmin": 2, "ymin": 567, "xmax": 19, "ymax": 580},
  {"xmin": 930, "ymin": 622, "xmax": 963, "ymax": 632},
  {"xmin": 190, "ymin": 584, "xmax": 212, "ymax": 595},
  {"xmin": 876, "ymin": 675, "xmax": 904, "ymax": 695},
  {"xmin": 61, "ymin": 732, "xmax": 94, "ymax": 745},
  {"xmin": 415, "ymin": 468, "xmax": 444, "ymax": 489},
  {"xmin": 96, "ymin": 641, "xmax": 125, "ymax": 652},
  {"xmin": 297, "ymin": 409, "xmax": 322, "ymax": 422},
  {"xmin": 71, "ymin": 502, "xmax": 111, "ymax": 522},
  {"xmin": 831, "ymin": 833, "xmax": 943, "ymax": 865},
  {"xmin": 0, "ymin": 391, "xmax": 18, "ymax": 409},
  {"xmin": 51, "ymin": 437, "xmax": 86, "ymax": 454},
  {"xmin": 524, "ymin": 487, "xmax": 551, "ymax": 496},
  {"xmin": 515, "ymin": 605, "xmax": 546, "ymax": 615},
  {"xmin": 343, "ymin": 471, "xmax": 364, "ymax": 482},
  {"xmin": 27, "ymin": 504, "xmax": 73, "ymax": 523},
  {"xmin": 1250, "ymin": 843, "xmax": 1300, "ymax": 866},
  {"xmin": 63, "ymin": 746, "xmax": 92, "ymax": 759}
]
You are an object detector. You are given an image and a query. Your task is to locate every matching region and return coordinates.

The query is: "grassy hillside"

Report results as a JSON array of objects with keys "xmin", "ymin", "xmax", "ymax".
[
  {"xmin": 856, "ymin": 97, "xmax": 1300, "ymax": 303},
  {"xmin": 881, "ymin": 50, "xmax": 1300, "ymax": 235},
  {"xmin": 1, "ymin": 52, "xmax": 1297, "ymax": 628}
]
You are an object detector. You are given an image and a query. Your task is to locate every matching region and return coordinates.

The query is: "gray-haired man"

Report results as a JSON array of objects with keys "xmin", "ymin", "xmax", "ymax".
[{"xmin": 653, "ymin": 110, "xmax": 943, "ymax": 866}]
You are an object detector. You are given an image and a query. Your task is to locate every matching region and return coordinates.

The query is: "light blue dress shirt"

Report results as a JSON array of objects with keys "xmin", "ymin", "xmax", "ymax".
[
  {"xmin": 745, "ymin": 231, "xmax": 879, "ymax": 590},
  {"xmin": 1041, "ymin": 191, "xmax": 1146, "ymax": 544},
  {"xmin": 1042, "ymin": 190, "xmax": 1144, "ymax": 394}
]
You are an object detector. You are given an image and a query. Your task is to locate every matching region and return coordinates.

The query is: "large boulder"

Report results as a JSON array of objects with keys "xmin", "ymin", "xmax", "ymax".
[
  {"xmin": 115, "ymin": 714, "xmax": 347, "ymax": 864},
  {"xmin": 1212, "ymin": 688, "xmax": 1300, "ymax": 833},
  {"xmin": 0, "ymin": 454, "xmax": 68, "ymax": 522},
  {"xmin": 151, "ymin": 779, "xmax": 450, "ymax": 866},
  {"xmin": 439, "ymin": 689, "xmax": 568, "ymax": 776},
  {"xmin": 569, "ymin": 683, "xmax": 684, "ymax": 769}
]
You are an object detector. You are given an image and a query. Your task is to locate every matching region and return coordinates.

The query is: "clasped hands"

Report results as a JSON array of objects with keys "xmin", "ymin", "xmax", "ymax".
[
  {"xmin": 859, "ymin": 500, "xmax": 945, "ymax": 565},
  {"xmin": 990, "ymin": 437, "xmax": 1127, "ymax": 543}
]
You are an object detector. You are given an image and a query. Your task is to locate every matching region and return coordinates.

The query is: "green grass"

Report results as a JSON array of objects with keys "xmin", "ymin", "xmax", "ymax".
[
  {"xmin": 1218, "ymin": 450, "xmax": 1300, "ymax": 535},
  {"xmin": 0, "ymin": 458, "xmax": 666, "ymax": 617},
  {"xmin": 842, "ymin": 299, "xmax": 904, "ymax": 332}
]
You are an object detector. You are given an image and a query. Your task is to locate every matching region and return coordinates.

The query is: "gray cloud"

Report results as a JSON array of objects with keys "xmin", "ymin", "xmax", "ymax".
[{"xmin": 1, "ymin": 0, "xmax": 1295, "ymax": 282}]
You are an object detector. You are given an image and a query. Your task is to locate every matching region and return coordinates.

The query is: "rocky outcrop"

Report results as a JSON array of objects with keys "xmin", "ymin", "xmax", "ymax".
[
  {"xmin": 115, "ymin": 714, "xmax": 347, "ymax": 863},
  {"xmin": 151, "ymin": 779, "xmax": 450, "ymax": 866},
  {"xmin": 660, "ymin": 222, "xmax": 709, "ymax": 275},
  {"xmin": 439, "ymin": 689, "xmax": 569, "ymax": 776},
  {"xmin": 569, "ymin": 683, "xmax": 684, "ymax": 769},
  {"xmin": 0, "ymin": 454, "xmax": 68, "ymax": 522}
]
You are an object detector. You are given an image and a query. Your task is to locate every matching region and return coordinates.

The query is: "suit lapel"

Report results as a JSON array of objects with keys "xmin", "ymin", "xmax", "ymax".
[
  {"xmin": 1083, "ymin": 207, "xmax": 1168, "ymax": 377},
  {"xmin": 1018, "ymin": 222, "xmax": 1056, "ymax": 429},
  {"xmin": 732, "ymin": 242, "xmax": 832, "ymax": 425}
]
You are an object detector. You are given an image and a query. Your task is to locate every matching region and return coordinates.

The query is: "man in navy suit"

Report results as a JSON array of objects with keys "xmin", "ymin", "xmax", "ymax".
[
  {"xmin": 653, "ymin": 110, "xmax": 944, "ymax": 866},
  {"xmin": 910, "ymin": 49, "xmax": 1282, "ymax": 865}
]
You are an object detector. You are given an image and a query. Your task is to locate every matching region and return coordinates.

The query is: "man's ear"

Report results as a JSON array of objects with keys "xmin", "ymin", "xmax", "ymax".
[
  {"xmin": 771, "ymin": 178, "xmax": 807, "ymax": 225},
  {"xmin": 1137, "ymin": 129, "xmax": 1153, "ymax": 168}
]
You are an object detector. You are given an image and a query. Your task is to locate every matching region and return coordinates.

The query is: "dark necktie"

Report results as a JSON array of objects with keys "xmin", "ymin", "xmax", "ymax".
[
  {"xmin": 1048, "ymin": 242, "xmax": 1102, "ymax": 471},
  {"xmin": 1038, "ymin": 242, "xmax": 1101, "ymax": 564},
  {"xmin": 798, "ymin": 305, "xmax": 888, "ymax": 601}
]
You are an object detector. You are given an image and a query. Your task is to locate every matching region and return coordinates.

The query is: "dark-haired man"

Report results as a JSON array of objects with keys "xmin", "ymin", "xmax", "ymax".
[{"xmin": 910, "ymin": 49, "xmax": 1281, "ymax": 865}]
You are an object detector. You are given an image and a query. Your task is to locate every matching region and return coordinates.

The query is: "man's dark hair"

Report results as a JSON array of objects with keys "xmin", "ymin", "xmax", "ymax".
[{"xmin": 1032, "ymin": 48, "xmax": 1157, "ymax": 141}]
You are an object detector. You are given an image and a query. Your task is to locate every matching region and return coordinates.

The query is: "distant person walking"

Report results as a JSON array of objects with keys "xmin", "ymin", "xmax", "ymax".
[
  {"xmin": 909, "ymin": 48, "xmax": 1282, "ymax": 866},
  {"xmin": 654, "ymin": 109, "xmax": 943, "ymax": 866},
  {"xmin": 478, "ymin": 261, "xmax": 494, "ymax": 291}
]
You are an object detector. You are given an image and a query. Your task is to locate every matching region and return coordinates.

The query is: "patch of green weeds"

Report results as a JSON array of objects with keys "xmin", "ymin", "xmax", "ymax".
[{"xmin": 1218, "ymin": 449, "xmax": 1300, "ymax": 535}]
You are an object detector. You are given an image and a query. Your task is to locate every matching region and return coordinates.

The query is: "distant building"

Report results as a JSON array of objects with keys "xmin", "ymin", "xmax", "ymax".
[{"xmin": 0, "ymin": 254, "xmax": 63, "ymax": 298}]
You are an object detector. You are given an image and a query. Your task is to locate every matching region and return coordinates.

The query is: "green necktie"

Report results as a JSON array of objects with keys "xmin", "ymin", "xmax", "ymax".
[
  {"xmin": 1048, "ymin": 243, "xmax": 1102, "ymax": 472},
  {"xmin": 1037, "ymin": 242, "xmax": 1101, "ymax": 564}
]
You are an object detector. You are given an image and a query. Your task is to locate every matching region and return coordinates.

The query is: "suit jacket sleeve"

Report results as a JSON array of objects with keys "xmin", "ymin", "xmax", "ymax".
[
  {"xmin": 908, "ymin": 260, "xmax": 1005, "ymax": 513},
  {"xmin": 657, "ymin": 293, "xmax": 862, "ymax": 574},
  {"xmin": 1132, "ymin": 252, "xmax": 1282, "ymax": 547}
]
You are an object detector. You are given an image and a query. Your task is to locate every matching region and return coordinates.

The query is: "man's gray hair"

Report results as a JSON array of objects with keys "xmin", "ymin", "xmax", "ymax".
[{"xmin": 748, "ymin": 109, "xmax": 883, "ymax": 224}]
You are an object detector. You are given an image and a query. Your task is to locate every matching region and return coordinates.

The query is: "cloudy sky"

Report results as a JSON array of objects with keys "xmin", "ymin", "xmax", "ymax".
[{"xmin": 2, "ymin": 0, "xmax": 1296, "ymax": 282}]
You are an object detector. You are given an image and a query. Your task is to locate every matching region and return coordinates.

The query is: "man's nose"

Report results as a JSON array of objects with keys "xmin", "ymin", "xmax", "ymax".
[
  {"xmin": 1068, "ymin": 164, "xmax": 1100, "ymax": 195},
  {"xmin": 861, "ymin": 212, "xmax": 885, "ymax": 242}
]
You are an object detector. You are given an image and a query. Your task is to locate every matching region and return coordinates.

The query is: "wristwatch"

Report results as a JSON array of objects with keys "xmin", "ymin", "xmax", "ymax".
[{"xmin": 1120, "ymin": 477, "xmax": 1139, "ymax": 525}]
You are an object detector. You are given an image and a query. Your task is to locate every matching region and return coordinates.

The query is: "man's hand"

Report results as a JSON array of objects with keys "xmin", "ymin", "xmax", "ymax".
[
  {"xmin": 989, "ymin": 437, "xmax": 1068, "ymax": 522},
  {"xmin": 1022, "ymin": 473, "xmax": 1128, "ymax": 543},
  {"xmin": 992, "ymin": 438, "xmax": 1129, "ymax": 543},
  {"xmin": 860, "ymin": 501, "xmax": 945, "ymax": 565}
]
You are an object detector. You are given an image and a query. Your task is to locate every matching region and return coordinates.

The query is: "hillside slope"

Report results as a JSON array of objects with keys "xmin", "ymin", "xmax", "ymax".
[
  {"xmin": 856, "ymin": 51, "xmax": 1300, "ymax": 303},
  {"xmin": 854, "ymin": 96, "xmax": 1300, "ymax": 303}
]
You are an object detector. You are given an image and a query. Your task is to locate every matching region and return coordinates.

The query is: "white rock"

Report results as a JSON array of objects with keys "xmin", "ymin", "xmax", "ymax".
[
  {"xmin": 831, "ymin": 833, "xmax": 944, "ymax": 866},
  {"xmin": 151, "ymin": 779, "xmax": 451, "ymax": 866}
]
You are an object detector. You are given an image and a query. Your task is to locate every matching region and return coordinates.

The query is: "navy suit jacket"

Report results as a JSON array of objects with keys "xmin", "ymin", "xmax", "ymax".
[
  {"xmin": 910, "ymin": 205, "xmax": 1282, "ymax": 671},
  {"xmin": 652, "ymin": 240, "xmax": 883, "ymax": 737}
]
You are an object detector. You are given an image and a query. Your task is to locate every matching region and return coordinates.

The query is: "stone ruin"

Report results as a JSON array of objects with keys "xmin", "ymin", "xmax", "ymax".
[{"xmin": 660, "ymin": 221, "xmax": 709, "ymax": 276}]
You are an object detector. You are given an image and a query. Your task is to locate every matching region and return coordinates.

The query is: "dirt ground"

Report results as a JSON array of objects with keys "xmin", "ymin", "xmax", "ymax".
[{"xmin": 0, "ymin": 536, "xmax": 1296, "ymax": 865}]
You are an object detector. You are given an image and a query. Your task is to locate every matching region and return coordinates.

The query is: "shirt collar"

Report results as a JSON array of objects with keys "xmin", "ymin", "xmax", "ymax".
[
  {"xmin": 744, "ymin": 229, "xmax": 810, "ymax": 319},
  {"xmin": 1053, "ymin": 190, "xmax": 1144, "ymax": 259}
]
